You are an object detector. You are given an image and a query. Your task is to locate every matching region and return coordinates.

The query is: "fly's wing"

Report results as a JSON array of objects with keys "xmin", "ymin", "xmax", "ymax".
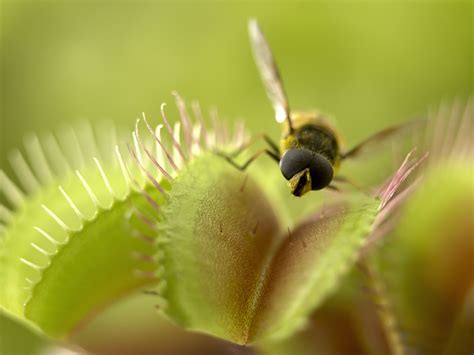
[
  {"xmin": 341, "ymin": 119, "xmax": 427, "ymax": 160},
  {"xmin": 338, "ymin": 118, "xmax": 427, "ymax": 188},
  {"xmin": 248, "ymin": 19, "xmax": 292, "ymax": 128}
]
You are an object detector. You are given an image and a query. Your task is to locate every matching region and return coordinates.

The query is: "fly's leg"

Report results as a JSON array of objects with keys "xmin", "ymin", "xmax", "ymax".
[
  {"xmin": 217, "ymin": 149, "xmax": 280, "ymax": 171},
  {"xmin": 262, "ymin": 134, "xmax": 280, "ymax": 156},
  {"xmin": 215, "ymin": 133, "xmax": 280, "ymax": 171},
  {"xmin": 223, "ymin": 133, "xmax": 279, "ymax": 158}
]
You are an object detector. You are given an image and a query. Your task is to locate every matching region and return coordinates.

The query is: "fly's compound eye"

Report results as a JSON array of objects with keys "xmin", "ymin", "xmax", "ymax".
[
  {"xmin": 309, "ymin": 153, "xmax": 334, "ymax": 190},
  {"xmin": 279, "ymin": 148, "xmax": 313, "ymax": 180}
]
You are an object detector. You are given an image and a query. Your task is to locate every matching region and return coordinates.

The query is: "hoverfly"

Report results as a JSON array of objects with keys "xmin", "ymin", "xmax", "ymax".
[{"xmin": 222, "ymin": 20, "xmax": 416, "ymax": 197}]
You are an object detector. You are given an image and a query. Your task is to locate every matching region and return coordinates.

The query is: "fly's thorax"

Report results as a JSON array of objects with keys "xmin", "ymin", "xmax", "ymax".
[
  {"xmin": 281, "ymin": 111, "xmax": 340, "ymax": 136},
  {"xmin": 280, "ymin": 119, "xmax": 341, "ymax": 168}
]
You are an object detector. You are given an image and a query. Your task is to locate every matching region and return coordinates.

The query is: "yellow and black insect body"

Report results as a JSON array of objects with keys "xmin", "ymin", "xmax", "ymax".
[
  {"xmin": 279, "ymin": 112, "xmax": 342, "ymax": 196},
  {"xmin": 221, "ymin": 20, "xmax": 416, "ymax": 197}
]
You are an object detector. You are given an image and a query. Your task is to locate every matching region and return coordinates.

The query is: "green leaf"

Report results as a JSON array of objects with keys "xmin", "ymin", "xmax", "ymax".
[
  {"xmin": 0, "ymin": 312, "xmax": 50, "ymax": 355},
  {"xmin": 0, "ymin": 125, "xmax": 161, "ymax": 337},
  {"xmin": 156, "ymin": 154, "xmax": 284, "ymax": 343},
  {"xmin": 250, "ymin": 197, "xmax": 378, "ymax": 342},
  {"xmin": 375, "ymin": 163, "xmax": 473, "ymax": 354},
  {"xmin": 256, "ymin": 270, "xmax": 390, "ymax": 355},
  {"xmin": 23, "ymin": 189, "xmax": 163, "ymax": 337}
]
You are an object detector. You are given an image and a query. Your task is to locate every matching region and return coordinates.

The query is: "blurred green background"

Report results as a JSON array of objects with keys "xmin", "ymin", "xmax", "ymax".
[
  {"xmin": 0, "ymin": 1, "xmax": 472, "ymax": 354},
  {"xmin": 1, "ymin": 0, "xmax": 472, "ymax": 170}
]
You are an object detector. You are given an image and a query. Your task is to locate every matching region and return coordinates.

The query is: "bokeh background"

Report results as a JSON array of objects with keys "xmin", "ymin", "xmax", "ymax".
[
  {"xmin": 2, "ymin": 1, "xmax": 472, "ymax": 166},
  {"xmin": 1, "ymin": 1, "xmax": 472, "ymax": 354}
]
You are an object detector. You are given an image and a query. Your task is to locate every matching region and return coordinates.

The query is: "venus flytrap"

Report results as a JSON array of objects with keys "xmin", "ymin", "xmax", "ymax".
[
  {"xmin": 370, "ymin": 99, "xmax": 474, "ymax": 355},
  {"xmin": 0, "ymin": 122, "xmax": 163, "ymax": 337},
  {"xmin": 1, "ymin": 93, "xmax": 426, "ymax": 350},
  {"xmin": 0, "ymin": 95, "xmax": 247, "ymax": 339},
  {"xmin": 130, "ymin": 97, "xmax": 426, "ymax": 345}
]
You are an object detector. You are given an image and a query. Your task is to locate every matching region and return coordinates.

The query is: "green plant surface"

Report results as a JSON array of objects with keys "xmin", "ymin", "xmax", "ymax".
[
  {"xmin": 250, "ymin": 197, "xmax": 377, "ymax": 342},
  {"xmin": 256, "ymin": 270, "xmax": 392, "ymax": 355},
  {"xmin": 0, "ymin": 313, "xmax": 49, "ymax": 355},
  {"xmin": 153, "ymin": 152, "xmax": 380, "ymax": 344},
  {"xmin": 375, "ymin": 163, "xmax": 474, "ymax": 355},
  {"xmin": 367, "ymin": 99, "xmax": 474, "ymax": 355},
  {"xmin": 73, "ymin": 292, "xmax": 246, "ymax": 355},
  {"xmin": 0, "ymin": 126, "xmax": 162, "ymax": 337},
  {"xmin": 23, "ymin": 189, "xmax": 163, "ymax": 337}
]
